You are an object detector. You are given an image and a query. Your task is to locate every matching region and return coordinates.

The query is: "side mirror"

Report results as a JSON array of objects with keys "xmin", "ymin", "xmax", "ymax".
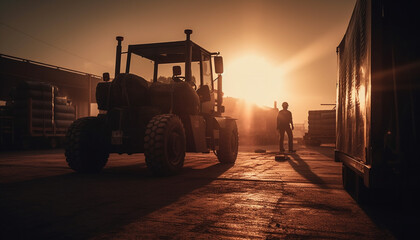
[
  {"xmin": 173, "ymin": 66, "xmax": 182, "ymax": 76},
  {"xmin": 214, "ymin": 56, "xmax": 223, "ymax": 74},
  {"xmin": 103, "ymin": 72, "xmax": 110, "ymax": 82}
]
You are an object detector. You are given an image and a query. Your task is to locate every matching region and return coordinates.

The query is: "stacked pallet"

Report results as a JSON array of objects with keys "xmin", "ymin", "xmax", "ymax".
[{"xmin": 305, "ymin": 110, "xmax": 336, "ymax": 146}]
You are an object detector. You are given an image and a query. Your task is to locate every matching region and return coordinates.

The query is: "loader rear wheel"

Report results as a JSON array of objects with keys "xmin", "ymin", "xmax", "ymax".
[
  {"xmin": 216, "ymin": 120, "xmax": 239, "ymax": 164},
  {"xmin": 144, "ymin": 114, "xmax": 186, "ymax": 176},
  {"xmin": 65, "ymin": 117, "xmax": 109, "ymax": 173}
]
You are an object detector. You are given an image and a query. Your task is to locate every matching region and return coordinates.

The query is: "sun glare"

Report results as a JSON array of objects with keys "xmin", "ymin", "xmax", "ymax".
[{"xmin": 223, "ymin": 54, "xmax": 285, "ymax": 108}]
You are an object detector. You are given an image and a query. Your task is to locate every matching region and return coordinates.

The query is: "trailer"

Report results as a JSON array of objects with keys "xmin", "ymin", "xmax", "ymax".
[{"xmin": 335, "ymin": 0, "xmax": 420, "ymax": 202}]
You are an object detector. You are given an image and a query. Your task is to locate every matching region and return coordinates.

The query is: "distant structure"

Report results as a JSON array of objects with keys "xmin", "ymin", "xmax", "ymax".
[
  {"xmin": 224, "ymin": 97, "xmax": 279, "ymax": 145},
  {"xmin": 0, "ymin": 54, "xmax": 102, "ymax": 118}
]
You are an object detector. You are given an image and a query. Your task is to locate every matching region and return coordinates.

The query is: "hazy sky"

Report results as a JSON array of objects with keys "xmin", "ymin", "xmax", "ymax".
[{"xmin": 0, "ymin": 0, "xmax": 356, "ymax": 123}]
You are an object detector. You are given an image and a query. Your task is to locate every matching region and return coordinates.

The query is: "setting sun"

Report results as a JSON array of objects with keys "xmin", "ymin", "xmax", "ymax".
[{"xmin": 223, "ymin": 53, "xmax": 286, "ymax": 108}]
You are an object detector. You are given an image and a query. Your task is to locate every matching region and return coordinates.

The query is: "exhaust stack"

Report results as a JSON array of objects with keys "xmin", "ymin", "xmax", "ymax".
[
  {"xmin": 184, "ymin": 29, "xmax": 193, "ymax": 82},
  {"xmin": 115, "ymin": 36, "xmax": 124, "ymax": 78}
]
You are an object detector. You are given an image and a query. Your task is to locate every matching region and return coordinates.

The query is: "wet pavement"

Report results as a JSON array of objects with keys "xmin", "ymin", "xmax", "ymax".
[{"xmin": 0, "ymin": 144, "xmax": 396, "ymax": 239}]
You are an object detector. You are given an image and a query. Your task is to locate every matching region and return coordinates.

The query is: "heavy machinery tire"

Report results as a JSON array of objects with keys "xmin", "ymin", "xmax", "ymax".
[
  {"xmin": 216, "ymin": 120, "xmax": 239, "ymax": 164},
  {"xmin": 15, "ymin": 89, "xmax": 53, "ymax": 100},
  {"xmin": 55, "ymin": 105, "xmax": 75, "ymax": 114},
  {"xmin": 31, "ymin": 118, "xmax": 53, "ymax": 127},
  {"xmin": 54, "ymin": 97, "xmax": 68, "ymax": 105},
  {"xmin": 65, "ymin": 117, "xmax": 109, "ymax": 173},
  {"xmin": 144, "ymin": 114, "xmax": 186, "ymax": 176},
  {"xmin": 342, "ymin": 163, "xmax": 368, "ymax": 203},
  {"xmin": 342, "ymin": 164, "xmax": 350, "ymax": 191},
  {"xmin": 354, "ymin": 173, "xmax": 369, "ymax": 204},
  {"xmin": 55, "ymin": 112, "xmax": 76, "ymax": 121},
  {"xmin": 13, "ymin": 99, "xmax": 53, "ymax": 109},
  {"xmin": 56, "ymin": 120, "xmax": 74, "ymax": 129}
]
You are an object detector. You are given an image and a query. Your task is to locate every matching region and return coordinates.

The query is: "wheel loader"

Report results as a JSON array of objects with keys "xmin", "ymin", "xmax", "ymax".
[{"xmin": 65, "ymin": 29, "xmax": 238, "ymax": 175}]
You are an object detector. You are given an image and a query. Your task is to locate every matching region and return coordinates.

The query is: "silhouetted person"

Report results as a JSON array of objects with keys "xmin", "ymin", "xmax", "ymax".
[{"xmin": 277, "ymin": 102, "xmax": 295, "ymax": 153}]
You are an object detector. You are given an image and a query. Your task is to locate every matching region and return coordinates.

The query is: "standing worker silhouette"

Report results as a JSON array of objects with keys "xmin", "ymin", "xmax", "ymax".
[{"xmin": 277, "ymin": 102, "xmax": 295, "ymax": 153}]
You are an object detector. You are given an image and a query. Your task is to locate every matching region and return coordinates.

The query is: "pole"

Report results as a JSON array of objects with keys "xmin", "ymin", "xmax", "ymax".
[
  {"xmin": 115, "ymin": 36, "xmax": 124, "ymax": 78},
  {"xmin": 184, "ymin": 29, "xmax": 193, "ymax": 82}
]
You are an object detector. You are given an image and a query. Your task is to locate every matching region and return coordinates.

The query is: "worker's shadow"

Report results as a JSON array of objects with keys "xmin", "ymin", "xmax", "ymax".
[{"xmin": 287, "ymin": 153, "xmax": 329, "ymax": 189}]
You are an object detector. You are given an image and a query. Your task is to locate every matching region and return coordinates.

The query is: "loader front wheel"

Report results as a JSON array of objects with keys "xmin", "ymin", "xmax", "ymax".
[
  {"xmin": 216, "ymin": 120, "xmax": 239, "ymax": 164},
  {"xmin": 65, "ymin": 117, "xmax": 109, "ymax": 173},
  {"xmin": 144, "ymin": 114, "xmax": 186, "ymax": 176}
]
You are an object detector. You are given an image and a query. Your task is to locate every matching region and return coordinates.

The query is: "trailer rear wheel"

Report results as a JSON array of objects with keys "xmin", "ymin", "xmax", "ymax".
[
  {"xmin": 342, "ymin": 164, "xmax": 368, "ymax": 203},
  {"xmin": 354, "ymin": 174, "xmax": 368, "ymax": 203},
  {"xmin": 65, "ymin": 117, "xmax": 109, "ymax": 173},
  {"xmin": 342, "ymin": 164, "xmax": 354, "ymax": 192},
  {"xmin": 144, "ymin": 114, "xmax": 186, "ymax": 176},
  {"xmin": 216, "ymin": 120, "xmax": 239, "ymax": 164}
]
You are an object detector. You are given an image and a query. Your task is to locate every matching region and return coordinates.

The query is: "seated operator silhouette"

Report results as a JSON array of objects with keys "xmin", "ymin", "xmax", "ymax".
[{"xmin": 277, "ymin": 102, "xmax": 295, "ymax": 153}]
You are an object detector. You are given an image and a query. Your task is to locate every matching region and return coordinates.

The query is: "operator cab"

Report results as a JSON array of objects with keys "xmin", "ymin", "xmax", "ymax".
[
  {"xmin": 123, "ymin": 30, "xmax": 222, "ymax": 114},
  {"xmin": 125, "ymin": 41, "xmax": 216, "ymax": 88}
]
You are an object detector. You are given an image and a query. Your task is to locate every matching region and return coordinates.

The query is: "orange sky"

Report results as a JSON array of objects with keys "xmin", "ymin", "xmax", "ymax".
[{"xmin": 0, "ymin": 0, "xmax": 356, "ymax": 123}]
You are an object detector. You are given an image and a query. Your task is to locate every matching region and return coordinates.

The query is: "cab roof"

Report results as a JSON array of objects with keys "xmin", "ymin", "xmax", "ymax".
[{"xmin": 128, "ymin": 40, "xmax": 212, "ymax": 64}]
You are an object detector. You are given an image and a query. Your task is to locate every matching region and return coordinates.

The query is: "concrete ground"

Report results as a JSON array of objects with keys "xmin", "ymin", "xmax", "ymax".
[{"xmin": 0, "ymin": 143, "xmax": 398, "ymax": 239}]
